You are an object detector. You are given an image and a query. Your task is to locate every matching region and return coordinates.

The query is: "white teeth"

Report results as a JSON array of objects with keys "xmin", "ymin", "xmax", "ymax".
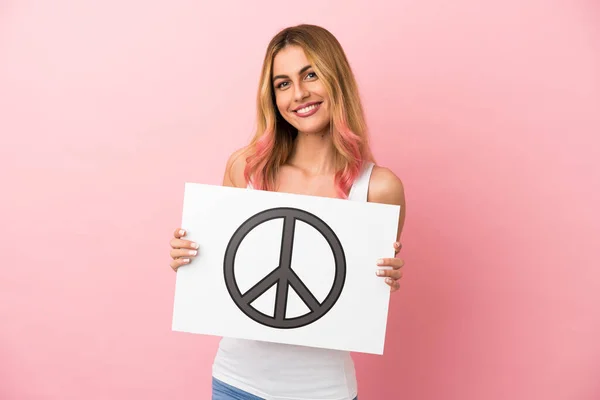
[{"xmin": 296, "ymin": 103, "xmax": 319, "ymax": 114}]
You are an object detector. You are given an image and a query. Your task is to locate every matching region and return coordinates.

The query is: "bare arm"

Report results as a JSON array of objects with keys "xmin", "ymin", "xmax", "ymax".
[
  {"xmin": 367, "ymin": 165, "xmax": 407, "ymax": 292},
  {"xmin": 169, "ymin": 147, "xmax": 249, "ymax": 272},
  {"xmin": 222, "ymin": 147, "xmax": 249, "ymax": 188},
  {"xmin": 367, "ymin": 165, "xmax": 407, "ymax": 243}
]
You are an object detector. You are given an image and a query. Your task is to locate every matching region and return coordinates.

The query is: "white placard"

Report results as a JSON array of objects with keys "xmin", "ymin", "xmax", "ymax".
[{"xmin": 172, "ymin": 183, "xmax": 400, "ymax": 355}]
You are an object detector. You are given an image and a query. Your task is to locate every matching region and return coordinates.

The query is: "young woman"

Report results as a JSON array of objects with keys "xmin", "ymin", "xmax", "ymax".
[{"xmin": 169, "ymin": 24, "xmax": 406, "ymax": 400}]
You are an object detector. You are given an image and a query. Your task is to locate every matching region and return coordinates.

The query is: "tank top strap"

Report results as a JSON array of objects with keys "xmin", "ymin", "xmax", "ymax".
[{"xmin": 348, "ymin": 161, "xmax": 375, "ymax": 202}]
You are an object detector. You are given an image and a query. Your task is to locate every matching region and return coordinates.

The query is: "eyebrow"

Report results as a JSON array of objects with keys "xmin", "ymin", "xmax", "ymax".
[{"xmin": 272, "ymin": 65, "xmax": 312, "ymax": 82}]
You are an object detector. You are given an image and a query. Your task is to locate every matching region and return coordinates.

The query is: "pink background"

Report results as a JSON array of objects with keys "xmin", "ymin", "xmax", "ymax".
[{"xmin": 1, "ymin": 1, "xmax": 599, "ymax": 399}]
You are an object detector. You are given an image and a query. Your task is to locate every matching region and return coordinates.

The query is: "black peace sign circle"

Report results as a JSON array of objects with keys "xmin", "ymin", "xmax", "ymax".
[{"xmin": 223, "ymin": 207, "xmax": 346, "ymax": 329}]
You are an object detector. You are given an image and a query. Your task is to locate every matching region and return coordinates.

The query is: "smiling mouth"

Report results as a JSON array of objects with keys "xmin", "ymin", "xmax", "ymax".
[{"xmin": 293, "ymin": 102, "xmax": 323, "ymax": 115}]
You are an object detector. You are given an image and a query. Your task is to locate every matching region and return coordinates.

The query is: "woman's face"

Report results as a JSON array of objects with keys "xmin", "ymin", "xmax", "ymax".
[{"xmin": 272, "ymin": 45, "xmax": 331, "ymax": 136}]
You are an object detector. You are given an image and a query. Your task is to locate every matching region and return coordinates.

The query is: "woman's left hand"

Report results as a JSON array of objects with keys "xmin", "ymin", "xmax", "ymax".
[{"xmin": 376, "ymin": 241, "xmax": 404, "ymax": 292}]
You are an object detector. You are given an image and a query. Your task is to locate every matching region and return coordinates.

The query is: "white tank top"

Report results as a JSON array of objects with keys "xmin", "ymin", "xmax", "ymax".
[{"xmin": 212, "ymin": 162, "xmax": 375, "ymax": 400}]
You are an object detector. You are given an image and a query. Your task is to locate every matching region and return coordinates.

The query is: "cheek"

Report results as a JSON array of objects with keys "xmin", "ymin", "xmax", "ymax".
[
  {"xmin": 274, "ymin": 93, "xmax": 288, "ymax": 114},
  {"xmin": 312, "ymin": 81, "xmax": 328, "ymax": 98},
  {"xmin": 313, "ymin": 85, "xmax": 331, "ymax": 112}
]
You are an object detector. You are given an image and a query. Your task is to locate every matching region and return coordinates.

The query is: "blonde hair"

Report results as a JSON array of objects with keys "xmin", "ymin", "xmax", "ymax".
[{"xmin": 242, "ymin": 24, "xmax": 375, "ymax": 198}]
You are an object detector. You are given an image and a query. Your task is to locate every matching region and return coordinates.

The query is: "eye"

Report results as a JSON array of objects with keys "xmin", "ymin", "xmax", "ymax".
[
  {"xmin": 276, "ymin": 81, "xmax": 289, "ymax": 89},
  {"xmin": 305, "ymin": 72, "xmax": 317, "ymax": 80}
]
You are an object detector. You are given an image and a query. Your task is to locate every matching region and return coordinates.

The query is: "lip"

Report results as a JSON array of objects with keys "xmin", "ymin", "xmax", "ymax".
[
  {"xmin": 292, "ymin": 101, "xmax": 322, "ymax": 112},
  {"xmin": 292, "ymin": 101, "xmax": 323, "ymax": 118}
]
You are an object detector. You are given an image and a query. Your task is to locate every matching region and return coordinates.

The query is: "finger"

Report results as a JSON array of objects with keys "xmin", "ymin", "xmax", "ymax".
[
  {"xmin": 376, "ymin": 257, "xmax": 405, "ymax": 269},
  {"xmin": 170, "ymin": 248, "xmax": 198, "ymax": 260},
  {"xmin": 384, "ymin": 277, "xmax": 401, "ymax": 290},
  {"xmin": 393, "ymin": 242, "xmax": 402, "ymax": 254},
  {"xmin": 174, "ymin": 228, "xmax": 186, "ymax": 238},
  {"xmin": 170, "ymin": 237, "xmax": 199, "ymax": 251},
  {"xmin": 376, "ymin": 268, "xmax": 403, "ymax": 280},
  {"xmin": 170, "ymin": 257, "xmax": 191, "ymax": 272}
]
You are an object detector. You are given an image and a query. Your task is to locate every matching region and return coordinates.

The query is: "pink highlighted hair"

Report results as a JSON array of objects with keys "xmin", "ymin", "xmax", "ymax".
[{"xmin": 242, "ymin": 24, "xmax": 375, "ymax": 198}]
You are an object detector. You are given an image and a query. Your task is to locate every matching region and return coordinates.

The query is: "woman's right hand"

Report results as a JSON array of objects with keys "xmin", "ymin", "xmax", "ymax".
[{"xmin": 169, "ymin": 228, "xmax": 199, "ymax": 272}]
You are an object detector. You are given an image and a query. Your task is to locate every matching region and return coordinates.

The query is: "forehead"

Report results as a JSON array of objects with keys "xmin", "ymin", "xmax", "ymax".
[{"xmin": 272, "ymin": 45, "xmax": 311, "ymax": 75}]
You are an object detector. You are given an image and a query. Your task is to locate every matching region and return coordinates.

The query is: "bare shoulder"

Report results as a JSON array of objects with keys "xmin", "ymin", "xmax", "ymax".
[
  {"xmin": 368, "ymin": 165, "xmax": 407, "ymax": 238},
  {"xmin": 222, "ymin": 146, "xmax": 250, "ymax": 188},
  {"xmin": 368, "ymin": 165, "xmax": 405, "ymax": 207}
]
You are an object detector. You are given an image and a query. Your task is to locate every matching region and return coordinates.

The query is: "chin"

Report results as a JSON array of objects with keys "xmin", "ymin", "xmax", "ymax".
[
  {"xmin": 305, "ymin": 127, "xmax": 330, "ymax": 135},
  {"xmin": 288, "ymin": 119, "xmax": 330, "ymax": 135}
]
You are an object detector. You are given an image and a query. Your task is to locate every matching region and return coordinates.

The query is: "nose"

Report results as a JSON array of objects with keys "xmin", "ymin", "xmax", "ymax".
[{"xmin": 293, "ymin": 81, "xmax": 309, "ymax": 102}]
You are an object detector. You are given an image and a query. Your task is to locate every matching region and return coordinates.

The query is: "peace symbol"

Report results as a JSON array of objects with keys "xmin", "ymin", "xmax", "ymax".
[{"xmin": 223, "ymin": 207, "xmax": 346, "ymax": 329}]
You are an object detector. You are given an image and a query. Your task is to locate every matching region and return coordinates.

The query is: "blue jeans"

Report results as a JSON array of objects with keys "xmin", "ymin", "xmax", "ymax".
[{"xmin": 212, "ymin": 377, "xmax": 358, "ymax": 400}]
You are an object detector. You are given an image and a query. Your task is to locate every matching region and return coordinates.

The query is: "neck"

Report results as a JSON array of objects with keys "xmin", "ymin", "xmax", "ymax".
[{"xmin": 287, "ymin": 129, "xmax": 336, "ymax": 176}]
